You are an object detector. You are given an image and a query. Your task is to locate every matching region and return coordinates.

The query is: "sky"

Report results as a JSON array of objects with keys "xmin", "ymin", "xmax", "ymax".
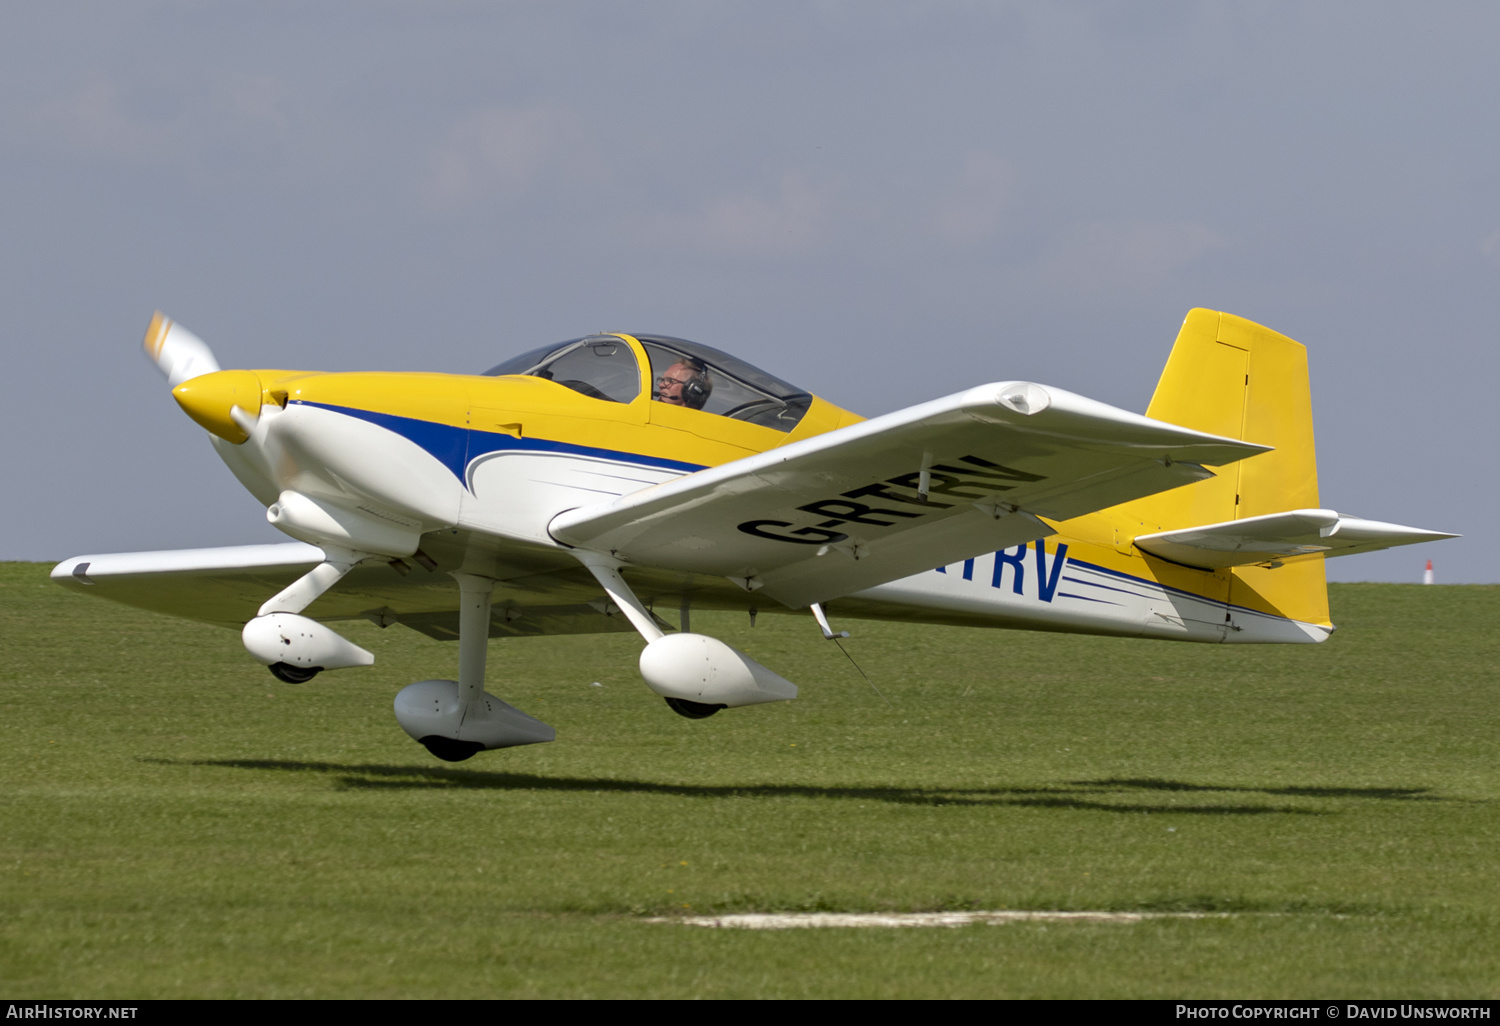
[{"xmin": 3, "ymin": 1, "xmax": 1495, "ymax": 582}]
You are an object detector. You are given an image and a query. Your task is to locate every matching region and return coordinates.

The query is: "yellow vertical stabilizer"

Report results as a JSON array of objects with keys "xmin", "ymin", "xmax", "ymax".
[{"xmin": 1123, "ymin": 309, "xmax": 1329, "ymax": 628}]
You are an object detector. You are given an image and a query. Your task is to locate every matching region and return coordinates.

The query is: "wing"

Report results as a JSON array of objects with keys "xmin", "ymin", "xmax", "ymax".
[
  {"xmin": 50, "ymin": 543, "xmax": 647, "ymax": 639},
  {"xmin": 1133, "ymin": 509, "xmax": 1459, "ymax": 569},
  {"xmin": 53, "ymin": 543, "xmax": 326, "ymax": 627},
  {"xmin": 549, "ymin": 380, "xmax": 1270, "ymax": 607}
]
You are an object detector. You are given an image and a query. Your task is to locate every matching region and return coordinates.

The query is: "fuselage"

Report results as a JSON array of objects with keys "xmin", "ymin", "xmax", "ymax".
[{"xmin": 174, "ymin": 331, "xmax": 1331, "ymax": 646}]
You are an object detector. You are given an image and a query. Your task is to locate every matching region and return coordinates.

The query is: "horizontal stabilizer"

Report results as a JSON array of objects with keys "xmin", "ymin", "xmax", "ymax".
[{"xmin": 1134, "ymin": 509, "xmax": 1458, "ymax": 569}]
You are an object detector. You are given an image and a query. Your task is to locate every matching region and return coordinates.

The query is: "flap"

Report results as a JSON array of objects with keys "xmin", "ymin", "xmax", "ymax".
[
  {"xmin": 1134, "ymin": 509, "xmax": 1459, "ymax": 569},
  {"xmin": 549, "ymin": 380, "xmax": 1270, "ymax": 607}
]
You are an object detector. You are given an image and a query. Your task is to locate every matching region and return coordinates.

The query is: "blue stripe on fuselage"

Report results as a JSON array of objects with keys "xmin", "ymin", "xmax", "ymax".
[
  {"xmin": 936, "ymin": 550, "xmax": 1301, "ymax": 625},
  {"xmin": 291, "ymin": 401, "xmax": 708, "ymax": 486}
]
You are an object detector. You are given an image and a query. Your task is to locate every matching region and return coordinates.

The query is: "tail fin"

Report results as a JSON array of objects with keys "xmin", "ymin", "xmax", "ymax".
[{"xmin": 1127, "ymin": 309, "xmax": 1329, "ymax": 628}]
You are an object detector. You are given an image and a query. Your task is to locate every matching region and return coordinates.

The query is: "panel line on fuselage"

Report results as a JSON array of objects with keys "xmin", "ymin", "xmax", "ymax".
[
  {"xmin": 1062, "ymin": 556, "xmax": 1233, "ymax": 614},
  {"xmin": 930, "ymin": 545, "xmax": 1316, "ymax": 630}
]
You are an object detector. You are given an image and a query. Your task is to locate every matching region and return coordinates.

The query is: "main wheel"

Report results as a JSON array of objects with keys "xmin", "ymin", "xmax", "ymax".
[
  {"xmin": 418, "ymin": 735, "xmax": 485, "ymax": 762},
  {"xmin": 269, "ymin": 662, "xmax": 321, "ymax": 683},
  {"xmin": 665, "ymin": 697, "xmax": 726, "ymax": 719}
]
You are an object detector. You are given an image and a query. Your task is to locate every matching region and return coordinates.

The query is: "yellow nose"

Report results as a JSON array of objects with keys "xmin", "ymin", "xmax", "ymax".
[{"xmin": 172, "ymin": 369, "xmax": 264, "ymax": 444}]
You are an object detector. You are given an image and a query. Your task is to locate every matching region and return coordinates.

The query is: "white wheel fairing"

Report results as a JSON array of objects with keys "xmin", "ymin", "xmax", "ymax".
[
  {"xmin": 393, "ymin": 679, "xmax": 555, "ymax": 750},
  {"xmin": 242, "ymin": 613, "xmax": 375, "ymax": 670},
  {"xmin": 638, "ymin": 633, "xmax": 798, "ymax": 707}
]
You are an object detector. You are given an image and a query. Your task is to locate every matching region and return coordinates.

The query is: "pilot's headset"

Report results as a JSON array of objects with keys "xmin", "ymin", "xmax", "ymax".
[{"xmin": 664, "ymin": 357, "xmax": 712, "ymax": 410}]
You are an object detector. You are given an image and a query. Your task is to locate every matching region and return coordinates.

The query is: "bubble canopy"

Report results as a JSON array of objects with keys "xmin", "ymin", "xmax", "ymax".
[{"xmin": 483, "ymin": 333, "xmax": 813, "ymax": 432}]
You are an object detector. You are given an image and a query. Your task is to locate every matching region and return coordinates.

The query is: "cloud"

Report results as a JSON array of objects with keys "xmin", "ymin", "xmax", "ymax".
[
  {"xmin": 20, "ymin": 73, "xmax": 299, "ymax": 175},
  {"xmin": 219, "ymin": 75, "xmax": 293, "ymax": 137},
  {"xmin": 1034, "ymin": 219, "xmax": 1227, "ymax": 290},
  {"xmin": 420, "ymin": 103, "xmax": 594, "ymax": 210},
  {"xmin": 630, "ymin": 171, "xmax": 841, "ymax": 256},
  {"xmin": 27, "ymin": 77, "xmax": 174, "ymax": 163},
  {"xmin": 1482, "ymin": 229, "xmax": 1500, "ymax": 258},
  {"xmin": 929, "ymin": 153, "xmax": 1018, "ymax": 245}
]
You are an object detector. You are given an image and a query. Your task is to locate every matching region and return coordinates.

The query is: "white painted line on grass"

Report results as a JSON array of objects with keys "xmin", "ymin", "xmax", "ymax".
[{"xmin": 650, "ymin": 911, "xmax": 1237, "ymax": 929}]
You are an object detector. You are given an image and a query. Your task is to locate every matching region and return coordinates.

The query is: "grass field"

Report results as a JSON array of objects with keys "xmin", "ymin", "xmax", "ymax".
[{"xmin": 2, "ymin": 561, "xmax": 1497, "ymax": 998}]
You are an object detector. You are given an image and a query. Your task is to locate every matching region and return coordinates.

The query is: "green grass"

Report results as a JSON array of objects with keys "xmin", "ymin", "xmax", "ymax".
[{"xmin": 2, "ymin": 563, "xmax": 1497, "ymax": 997}]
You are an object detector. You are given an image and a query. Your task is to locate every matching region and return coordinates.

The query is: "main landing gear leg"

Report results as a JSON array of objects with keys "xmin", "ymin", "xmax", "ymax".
[
  {"xmin": 572, "ymin": 552, "xmax": 798, "ymax": 719},
  {"xmin": 241, "ymin": 546, "xmax": 375, "ymax": 680}
]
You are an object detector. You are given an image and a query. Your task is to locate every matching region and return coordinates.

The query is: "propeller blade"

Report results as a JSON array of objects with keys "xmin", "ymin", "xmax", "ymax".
[{"xmin": 143, "ymin": 311, "xmax": 220, "ymax": 387}]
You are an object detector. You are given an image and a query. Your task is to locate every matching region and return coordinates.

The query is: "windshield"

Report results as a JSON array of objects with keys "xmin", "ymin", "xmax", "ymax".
[{"xmin": 482, "ymin": 336, "xmax": 640, "ymax": 404}]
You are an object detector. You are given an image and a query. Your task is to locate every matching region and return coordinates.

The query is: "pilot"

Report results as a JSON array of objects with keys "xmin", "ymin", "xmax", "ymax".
[{"xmin": 655, "ymin": 358, "xmax": 712, "ymax": 411}]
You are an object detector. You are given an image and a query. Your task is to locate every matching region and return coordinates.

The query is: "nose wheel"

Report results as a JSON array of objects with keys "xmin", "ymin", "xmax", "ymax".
[
  {"xmin": 665, "ymin": 697, "xmax": 725, "ymax": 719},
  {"xmin": 418, "ymin": 736, "xmax": 485, "ymax": 762}
]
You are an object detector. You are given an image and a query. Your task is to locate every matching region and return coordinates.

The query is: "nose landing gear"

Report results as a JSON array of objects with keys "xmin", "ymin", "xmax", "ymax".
[{"xmin": 391, "ymin": 573, "xmax": 556, "ymax": 760}]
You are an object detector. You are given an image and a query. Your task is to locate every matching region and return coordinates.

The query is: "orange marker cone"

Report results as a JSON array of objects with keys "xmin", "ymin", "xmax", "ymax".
[{"xmin": 1423, "ymin": 559, "xmax": 1434, "ymax": 585}]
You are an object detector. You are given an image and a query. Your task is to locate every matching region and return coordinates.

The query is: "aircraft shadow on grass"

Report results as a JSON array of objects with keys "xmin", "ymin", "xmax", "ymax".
[
  {"xmin": 1076, "ymin": 778, "xmax": 1447, "ymax": 802},
  {"xmin": 148, "ymin": 759, "xmax": 1457, "ymax": 816}
]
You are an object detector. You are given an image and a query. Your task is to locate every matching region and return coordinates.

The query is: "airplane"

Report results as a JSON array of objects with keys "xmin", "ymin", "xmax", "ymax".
[{"xmin": 51, "ymin": 309, "xmax": 1455, "ymax": 762}]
